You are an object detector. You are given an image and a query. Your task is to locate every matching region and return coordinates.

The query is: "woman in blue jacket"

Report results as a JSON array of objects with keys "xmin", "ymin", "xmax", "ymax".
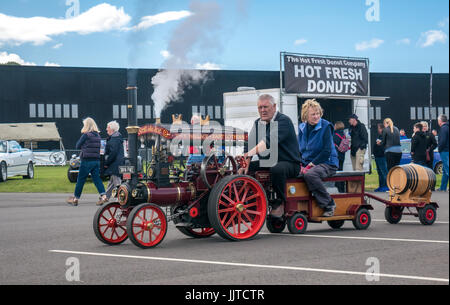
[
  {"xmin": 298, "ymin": 99, "xmax": 339, "ymax": 217},
  {"xmin": 66, "ymin": 117, "xmax": 107, "ymax": 206}
]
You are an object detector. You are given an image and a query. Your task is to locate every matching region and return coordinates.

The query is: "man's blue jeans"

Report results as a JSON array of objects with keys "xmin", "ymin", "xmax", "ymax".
[
  {"xmin": 375, "ymin": 157, "xmax": 388, "ymax": 188},
  {"xmin": 74, "ymin": 160, "xmax": 106, "ymax": 199},
  {"xmin": 439, "ymin": 151, "xmax": 449, "ymax": 191}
]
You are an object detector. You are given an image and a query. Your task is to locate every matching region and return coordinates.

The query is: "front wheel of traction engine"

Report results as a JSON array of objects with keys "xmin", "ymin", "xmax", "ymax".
[
  {"xmin": 208, "ymin": 175, "xmax": 268, "ymax": 241},
  {"xmin": 93, "ymin": 203, "xmax": 128, "ymax": 245},
  {"xmin": 126, "ymin": 203, "xmax": 168, "ymax": 248}
]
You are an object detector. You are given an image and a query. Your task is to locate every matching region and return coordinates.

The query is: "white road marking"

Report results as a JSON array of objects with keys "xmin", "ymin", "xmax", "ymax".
[
  {"xmin": 371, "ymin": 219, "xmax": 449, "ymax": 224},
  {"xmin": 259, "ymin": 232, "xmax": 449, "ymax": 244},
  {"xmin": 49, "ymin": 249, "xmax": 449, "ymax": 283}
]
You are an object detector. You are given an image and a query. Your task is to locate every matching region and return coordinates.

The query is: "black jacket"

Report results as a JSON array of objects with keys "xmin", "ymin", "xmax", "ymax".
[
  {"xmin": 76, "ymin": 132, "xmax": 101, "ymax": 160},
  {"xmin": 411, "ymin": 131, "xmax": 427, "ymax": 164},
  {"xmin": 248, "ymin": 112, "xmax": 301, "ymax": 164},
  {"xmin": 349, "ymin": 120, "xmax": 368, "ymax": 156},
  {"xmin": 103, "ymin": 132, "xmax": 125, "ymax": 176},
  {"xmin": 372, "ymin": 133, "xmax": 385, "ymax": 158},
  {"xmin": 381, "ymin": 126, "xmax": 401, "ymax": 150},
  {"xmin": 438, "ymin": 122, "xmax": 449, "ymax": 153}
]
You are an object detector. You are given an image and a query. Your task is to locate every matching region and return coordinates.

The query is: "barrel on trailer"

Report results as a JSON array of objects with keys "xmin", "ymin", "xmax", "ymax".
[{"xmin": 387, "ymin": 164, "xmax": 436, "ymax": 197}]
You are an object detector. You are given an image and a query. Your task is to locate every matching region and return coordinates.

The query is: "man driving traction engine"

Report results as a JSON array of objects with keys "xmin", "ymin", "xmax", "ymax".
[{"xmin": 238, "ymin": 94, "xmax": 301, "ymax": 218}]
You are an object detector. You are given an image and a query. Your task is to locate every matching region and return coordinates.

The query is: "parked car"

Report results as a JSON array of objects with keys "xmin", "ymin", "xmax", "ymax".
[
  {"xmin": 400, "ymin": 139, "xmax": 442, "ymax": 174},
  {"xmin": 67, "ymin": 153, "xmax": 108, "ymax": 183},
  {"xmin": 0, "ymin": 140, "xmax": 35, "ymax": 182}
]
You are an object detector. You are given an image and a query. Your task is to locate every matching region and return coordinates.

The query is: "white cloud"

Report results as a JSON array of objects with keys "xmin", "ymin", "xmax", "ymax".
[
  {"xmin": 396, "ymin": 38, "xmax": 411, "ymax": 45},
  {"xmin": 129, "ymin": 11, "xmax": 192, "ymax": 31},
  {"xmin": 0, "ymin": 4, "xmax": 192, "ymax": 47},
  {"xmin": 0, "ymin": 3, "xmax": 131, "ymax": 46},
  {"xmin": 294, "ymin": 39, "xmax": 307, "ymax": 46},
  {"xmin": 52, "ymin": 43, "xmax": 63, "ymax": 49},
  {"xmin": 0, "ymin": 51, "xmax": 36, "ymax": 65},
  {"xmin": 195, "ymin": 62, "xmax": 221, "ymax": 70},
  {"xmin": 355, "ymin": 38, "xmax": 384, "ymax": 51},
  {"xmin": 419, "ymin": 30, "xmax": 448, "ymax": 47},
  {"xmin": 44, "ymin": 62, "xmax": 60, "ymax": 67},
  {"xmin": 160, "ymin": 50, "xmax": 171, "ymax": 59}
]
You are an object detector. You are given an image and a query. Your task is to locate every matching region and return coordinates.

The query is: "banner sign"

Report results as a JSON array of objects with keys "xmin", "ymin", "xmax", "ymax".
[
  {"xmin": 33, "ymin": 150, "xmax": 66, "ymax": 166},
  {"xmin": 284, "ymin": 54, "xmax": 369, "ymax": 96}
]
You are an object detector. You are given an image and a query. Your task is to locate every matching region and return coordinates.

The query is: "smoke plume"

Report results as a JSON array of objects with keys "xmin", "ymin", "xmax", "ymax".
[{"xmin": 151, "ymin": 0, "xmax": 223, "ymax": 118}]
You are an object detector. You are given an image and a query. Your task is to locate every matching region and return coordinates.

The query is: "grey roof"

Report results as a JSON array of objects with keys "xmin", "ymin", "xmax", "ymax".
[{"xmin": 0, "ymin": 122, "xmax": 62, "ymax": 141}]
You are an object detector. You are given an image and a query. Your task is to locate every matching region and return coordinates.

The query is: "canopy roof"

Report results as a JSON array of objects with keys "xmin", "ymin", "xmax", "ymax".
[{"xmin": 0, "ymin": 122, "xmax": 62, "ymax": 141}]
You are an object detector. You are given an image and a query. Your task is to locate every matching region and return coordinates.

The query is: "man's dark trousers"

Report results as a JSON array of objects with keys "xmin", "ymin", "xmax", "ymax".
[{"xmin": 248, "ymin": 160, "xmax": 300, "ymax": 205}]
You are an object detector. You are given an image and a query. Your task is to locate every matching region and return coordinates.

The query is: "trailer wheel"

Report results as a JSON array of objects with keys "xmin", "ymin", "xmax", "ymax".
[
  {"xmin": 418, "ymin": 204, "xmax": 436, "ymax": 225},
  {"xmin": 352, "ymin": 208, "xmax": 371, "ymax": 230},
  {"xmin": 93, "ymin": 203, "xmax": 128, "ymax": 245},
  {"xmin": 287, "ymin": 213, "xmax": 308, "ymax": 234},
  {"xmin": 384, "ymin": 206, "xmax": 403, "ymax": 224},
  {"xmin": 208, "ymin": 175, "xmax": 267, "ymax": 241},
  {"xmin": 327, "ymin": 220, "xmax": 345, "ymax": 229},
  {"xmin": 126, "ymin": 203, "xmax": 167, "ymax": 248},
  {"xmin": 266, "ymin": 216, "xmax": 286, "ymax": 233},
  {"xmin": 176, "ymin": 227, "xmax": 216, "ymax": 238}
]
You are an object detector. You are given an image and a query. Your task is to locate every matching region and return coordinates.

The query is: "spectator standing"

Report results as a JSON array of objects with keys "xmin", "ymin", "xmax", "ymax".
[
  {"xmin": 66, "ymin": 117, "xmax": 107, "ymax": 206},
  {"xmin": 348, "ymin": 114, "xmax": 368, "ymax": 171},
  {"xmin": 379, "ymin": 118, "xmax": 402, "ymax": 171},
  {"xmin": 333, "ymin": 121, "xmax": 347, "ymax": 192},
  {"xmin": 437, "ymin": 114, "xmax": 449, "ymax": 191},
  {"xmin": 411, "ymin": 123, "xmax": 428, "ymax": 166},
  {"xmin": 373, "ymin": 123, "xmax": 389, "ymax": 192},
  {"xmin": 103, "ymin": 121, "xmax": 125, "ymax": 202},
  {"xmin": 420, "ymin": 121, "xmax": 438, "ymax": 170}
]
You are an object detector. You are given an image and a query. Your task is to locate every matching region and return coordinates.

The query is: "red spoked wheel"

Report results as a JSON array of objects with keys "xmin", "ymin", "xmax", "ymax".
[
  {"xmin": 126, "ymin": 203, "xmax": 167, "ymax": 248},
  {"xmin": 93, "ymin": 203, "xmax": 128, "ymax": 245},
  {"xmin": 201, "ymin": 153, "xmax": 238, "ymax": 189},
  {"xmin": 208, "ymin": 175, "xmax": 268, "ymax": 241},
  {"xmin": 176, "ymin": 227, "xmax": 216, "ymax": 238},
  {"xmin": 418, "ymin": 204, "xmax": 437, "ymax": 225}
]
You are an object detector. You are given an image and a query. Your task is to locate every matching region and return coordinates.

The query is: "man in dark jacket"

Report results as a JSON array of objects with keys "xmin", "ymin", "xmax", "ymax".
[
  {"xmin": 373, "ymin": 123, "xmax": 388, "ymax": 192},
  {"xmin": 438, "ymin": 115, "xmax": 449, "ymax": 191},
  {"xmin": 348, "ymin": 114, "xmax": 368, "ymax": 171},
  {"xmin": 238, "ymin": 94, "xmax": 301, "ymax": 217},
  {"xmin": 104, "ymin": 121, "xmax": 125, "ymax": 201},
  {"xmin": 411, "ymin": 123, "xmax": 428, "ymax": 166},
  {"xmin": 420, "ymin": 121, "xmax": 438, "ymax": 169}
]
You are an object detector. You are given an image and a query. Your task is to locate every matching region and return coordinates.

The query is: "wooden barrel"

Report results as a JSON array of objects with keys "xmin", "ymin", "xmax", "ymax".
[{"xmin": 387, "ymin": 164, "xmax": 436, "ymax": 196}]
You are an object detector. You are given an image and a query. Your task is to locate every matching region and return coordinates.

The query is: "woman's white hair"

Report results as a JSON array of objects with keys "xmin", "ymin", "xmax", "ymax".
[{"xmin": 107, "ymin": 120, "xmax": 120, "ymax": 132}]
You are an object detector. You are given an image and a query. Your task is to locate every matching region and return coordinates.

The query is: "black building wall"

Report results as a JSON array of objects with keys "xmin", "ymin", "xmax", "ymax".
[{"xmin": 0, "ymin": 65, "xmax": 448, "ymax": 150}]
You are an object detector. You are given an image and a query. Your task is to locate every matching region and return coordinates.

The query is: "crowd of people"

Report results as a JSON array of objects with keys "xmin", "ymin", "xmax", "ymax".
[{"xmin": 333, "ymin": 114, "xmax": 449, "ymax": 193}]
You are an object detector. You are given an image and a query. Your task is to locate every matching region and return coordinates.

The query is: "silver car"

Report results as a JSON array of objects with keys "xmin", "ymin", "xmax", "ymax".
[{"xmin": 0, "ymin": 140, "xmax": 35, "ymax": 182}]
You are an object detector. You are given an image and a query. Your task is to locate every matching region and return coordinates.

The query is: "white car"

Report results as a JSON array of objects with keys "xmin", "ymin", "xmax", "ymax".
[{"xmin": 0, "ymin": 140, "xmax": 35, "ymax": 182}]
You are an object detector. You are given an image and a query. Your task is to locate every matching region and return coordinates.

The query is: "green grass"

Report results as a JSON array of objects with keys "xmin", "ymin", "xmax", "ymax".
[
  {"xmin": 0, "ymin": 165, "xmax": 107, "ymax": 194},
  {"xmin": 0, "ymin": 163, "xmax": 443, "ymax": 193}
]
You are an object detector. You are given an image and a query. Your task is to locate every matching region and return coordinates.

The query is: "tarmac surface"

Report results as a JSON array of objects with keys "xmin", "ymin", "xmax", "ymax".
[{"xmin": 0, "ymin": 191, "xmax": 448, "ymax": 285}]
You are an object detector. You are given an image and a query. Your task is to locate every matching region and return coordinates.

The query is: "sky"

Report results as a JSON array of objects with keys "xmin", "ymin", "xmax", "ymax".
[{"xmin": 0, "ymin": 0, "xmax": 449, "ymax": 73}]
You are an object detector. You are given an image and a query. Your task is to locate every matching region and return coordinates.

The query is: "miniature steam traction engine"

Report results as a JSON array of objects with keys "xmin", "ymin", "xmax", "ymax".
[{"xmin": 93, "ymin": 86, "xmax": 439, "ymax": 249}]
